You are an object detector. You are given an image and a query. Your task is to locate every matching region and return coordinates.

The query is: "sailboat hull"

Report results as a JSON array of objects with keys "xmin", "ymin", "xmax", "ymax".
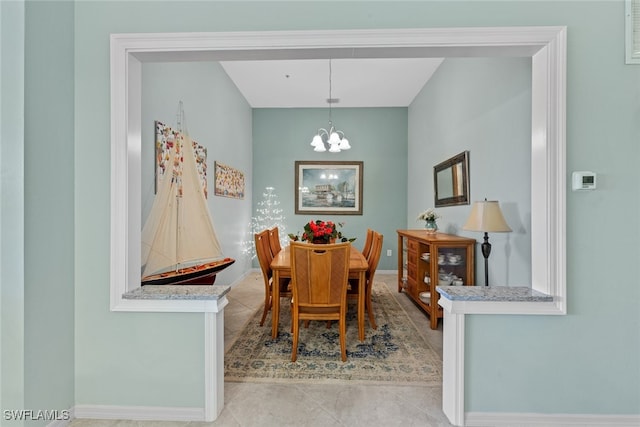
[{"xmin": 141, "ymin": 258, "xmax": 235, "ymax": 286}]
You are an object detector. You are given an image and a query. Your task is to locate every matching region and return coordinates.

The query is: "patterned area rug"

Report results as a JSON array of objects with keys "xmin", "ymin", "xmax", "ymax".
[{"xmin": 224, "ymin": 281, "xmax": 442, "ymax": 385}]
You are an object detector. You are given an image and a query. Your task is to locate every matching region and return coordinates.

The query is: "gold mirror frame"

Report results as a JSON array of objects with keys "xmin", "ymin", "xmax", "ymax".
[{"xmin": 433, "ymin": 151, "xmax": 470, "ymax": 207}]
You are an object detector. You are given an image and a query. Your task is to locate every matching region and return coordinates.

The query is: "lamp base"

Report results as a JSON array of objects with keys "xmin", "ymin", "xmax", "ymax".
[{"xmin": 481, "ymin": 232, "xmax": 492, "ymax": 286}]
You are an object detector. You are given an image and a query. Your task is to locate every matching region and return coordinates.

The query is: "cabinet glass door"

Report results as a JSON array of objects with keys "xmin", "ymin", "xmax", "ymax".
[{"xmin": 436, "ymin": 247, "xmax": 467, "ymax": 286}]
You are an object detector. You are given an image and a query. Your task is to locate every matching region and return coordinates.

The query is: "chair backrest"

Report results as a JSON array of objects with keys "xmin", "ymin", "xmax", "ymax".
[
  {"xmin": 290, "ymin": 241, "xmax": 350, "ymax": 309},
  {"xmin": 254, "ymin": 229, "xmax": 273, "ymax": 280},
  {"xmin": 361, "ymin": 228, "xmax": 374, "ymax": 260},
  {"xmin": 268, "ymin": 227, "xmax": 282, "ymax": 257},
  {"xmin": 366, "ymin": 231, "xmax": 384, "ymax": 283}
]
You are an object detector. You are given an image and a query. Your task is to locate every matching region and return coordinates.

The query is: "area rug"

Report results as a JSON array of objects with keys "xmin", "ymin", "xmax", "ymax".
[{"xmin": 224, "ymin": 281, "xmax": 442, "ymax": 385}]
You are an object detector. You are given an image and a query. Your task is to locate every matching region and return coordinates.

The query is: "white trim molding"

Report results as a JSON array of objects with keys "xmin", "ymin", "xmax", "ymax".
[
  {"xmin": 439, "ymin": 305, "xmax": 639, "ymax": 427},
  {"xmin": 110, "ymin": 26, "xmax": 566, "ymax": 315},
  {"xmin": 465, "ymin": 412, "xmax": 640, "ymax": 426},
  {"xmin": 109, "ymin": 27, "xmax": 567, "ymax": 426},
  {"xmin": 72, "ymin": 405, "xmax": 204, "ymax": 422},
  {"xmin": 626, "ymin": 0, "xmax": 640, "ymax": 64}
]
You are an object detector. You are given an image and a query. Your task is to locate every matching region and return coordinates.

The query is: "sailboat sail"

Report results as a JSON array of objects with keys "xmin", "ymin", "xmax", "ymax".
[{"xmin": 141, "ymin": 127, "xmax": 234, "ymax": 285}]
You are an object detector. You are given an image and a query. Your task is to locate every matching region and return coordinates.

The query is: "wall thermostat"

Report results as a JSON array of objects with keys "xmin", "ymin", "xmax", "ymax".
[{"xmin": 572, "ymin": 171, "xmax": 597, "ymax": 191}]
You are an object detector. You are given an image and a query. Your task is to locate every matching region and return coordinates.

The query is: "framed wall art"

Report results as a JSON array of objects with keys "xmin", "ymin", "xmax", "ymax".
[
  {"xmin": 155, "ymin": 120, "xmax": 208, "ymax": 198},
  {"xmin": 295, "ymin": 160, "xmax": 363, "ymax": 215},
  {"xmin": 433, "ymin": 150, "xmax": 470, "ymax": 207},
  {"xmin": 214, "ymin": 161, "xmax": 245, "ymax": 199}
]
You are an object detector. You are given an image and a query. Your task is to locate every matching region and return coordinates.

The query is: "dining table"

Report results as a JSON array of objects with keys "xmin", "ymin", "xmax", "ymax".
[{"xmin": 270, "ymin": 244, "xmax": 369, "ymax": 341}]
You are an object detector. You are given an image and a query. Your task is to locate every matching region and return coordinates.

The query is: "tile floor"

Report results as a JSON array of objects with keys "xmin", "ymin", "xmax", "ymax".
[{"xmin": 69, "ymin": 273, "xmax": 453, "ymax": 427}]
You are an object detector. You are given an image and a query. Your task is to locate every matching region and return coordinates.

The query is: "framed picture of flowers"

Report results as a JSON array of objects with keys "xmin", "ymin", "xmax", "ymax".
[
  {"xmin": 295, "ymin": 161, "xmax": 363, "ymax": 215},
  {"xmin": 155, "ymin": 120, "xmax": 208, "ymax": 198}
]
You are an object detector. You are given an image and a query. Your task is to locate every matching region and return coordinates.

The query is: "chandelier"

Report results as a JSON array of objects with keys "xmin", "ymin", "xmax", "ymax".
[{"xmin": 310, "ymin": 59, "xmax": 351, "ymax": 153}]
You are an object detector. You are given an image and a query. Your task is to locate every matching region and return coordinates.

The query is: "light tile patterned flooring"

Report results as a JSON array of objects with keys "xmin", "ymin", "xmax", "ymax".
[{"xmin": 69, "ymin": 273, "xmax": 453, "ymax": 426}]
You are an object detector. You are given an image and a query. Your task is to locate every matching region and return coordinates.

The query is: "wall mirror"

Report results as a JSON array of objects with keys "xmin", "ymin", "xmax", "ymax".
[{"xmin": 434, "ymin": 151, "xmax": 470, "ymax": 207}]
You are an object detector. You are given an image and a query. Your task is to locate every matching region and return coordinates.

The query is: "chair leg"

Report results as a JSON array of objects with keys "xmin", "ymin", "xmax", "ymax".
[
  {"xmin": 259, "ymin": 293, "xmax": 271, "ymax": 326},
  {"xmin": 366, "ymin": 288, "xmax": 377, "ymax": 330},
  {"xmin": 339, "ymin": 316, "xmax": 347, "ymax": 362},
  {"xmin": 290, "ymin": 300, "xmax": 294, "ymax": 333},
  {"xmin": 291, "ymin": 311, "xmax": 299, "ymax": 362}
]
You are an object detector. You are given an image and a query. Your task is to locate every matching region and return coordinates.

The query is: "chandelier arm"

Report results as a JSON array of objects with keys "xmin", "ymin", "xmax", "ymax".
[
  {"xmin": 328, "ymin": 58, "xmax": 333, "ymax": 123},
  {"xmin": 309, "ymin": 58, "xmax": 351, "ymax": 153}
]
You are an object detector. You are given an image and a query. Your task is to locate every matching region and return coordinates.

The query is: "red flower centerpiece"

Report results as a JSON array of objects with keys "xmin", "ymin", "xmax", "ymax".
[
  {"xmin": 304, "ymin": 220, "xmax": 337, "ymax": 244},
  {"xmin": 288, "ymin": 220, "xmax": 356, "ymax": 244}
]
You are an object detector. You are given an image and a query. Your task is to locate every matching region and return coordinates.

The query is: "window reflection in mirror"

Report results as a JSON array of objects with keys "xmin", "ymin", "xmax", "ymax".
[{"xmin": 434, "ymin": 151, "xmax": 470, "ymax": 207}]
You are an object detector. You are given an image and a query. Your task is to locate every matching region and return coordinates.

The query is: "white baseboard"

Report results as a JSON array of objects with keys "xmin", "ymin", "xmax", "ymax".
[
  {"xmin": 73, "ymin": 405, "xmax": 205, "ymax": 422},
  {"xmin": 465, "ymin": 412, "xmax": 640, "ymax": 426},
  {"xmin": 46, "ymin": 418, "xmax": 71, "ymax": 427}
]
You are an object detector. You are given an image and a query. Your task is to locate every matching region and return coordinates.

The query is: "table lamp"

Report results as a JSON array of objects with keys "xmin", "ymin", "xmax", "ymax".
[{"xmin": 463, "ymin": 199, "xmax": 511, "ymax": 286}]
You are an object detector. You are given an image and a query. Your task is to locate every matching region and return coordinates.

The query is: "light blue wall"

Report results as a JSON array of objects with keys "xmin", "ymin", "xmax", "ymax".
[
  {"xmin": 75, "ymin": 62, "xmax": 252, "ymax": 407},
  {"xmin": 24, "ymin": 1, "xmax": 77, "ymax": 424},
  {"xmin": 71, "ymin": 0, "xmax": 639, "ymax": 415},
  {"xmin": 0, "ymin": 0, "xmax": 635, "ymax": 419},
  {"xmin": 408, "ymin": 57, "xmax": 532, "ymax": 286},
  {"xmin": 141, "ymin": 61, "xmax": 254, "ymax": 279},
  {"xmin": 1, "ymin": 0, "xmax": 26, "ymax": 420},
  {"xmin": 252, "ymin": 108, "xmax": 408, "ymax": 271},
  {"xmin": 463, "ymin": 2, "xmax": 640, "ymax": 413}
]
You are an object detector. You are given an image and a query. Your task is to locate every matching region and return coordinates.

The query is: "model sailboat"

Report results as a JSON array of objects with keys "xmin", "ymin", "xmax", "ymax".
[{"xmin": 141, "ymin": 126, "xmax": 234, "ymax": 285}]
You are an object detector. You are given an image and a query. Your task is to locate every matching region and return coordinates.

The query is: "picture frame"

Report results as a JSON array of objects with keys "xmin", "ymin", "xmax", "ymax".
[
  {"xmin": 155, "ymin": 120, "xmax": 208, "ymax": 198},
  {"xmin": 433, "ymin": 150, "xmax": 470, "ymax": 207},
  {"xmin": 214, "ymin": 161, "xmax": 245, "ymax": 199},
  {"xmin": 295, "ymin": 161, "xmax": 363, "ymax": 215}
]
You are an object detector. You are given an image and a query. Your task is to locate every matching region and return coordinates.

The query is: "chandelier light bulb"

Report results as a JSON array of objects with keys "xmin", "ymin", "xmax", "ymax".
[
  {"xmin": 329, "ymin": 131, "xmax": 341, "ymax": 144},
  {"xmin": 328, "ymin": 141, "xmax": 342, "ymax": 153},
  {"xmin": 313, "ymin": 142, "xmax": 327, "ymax": 152},
  {"xmin": 311, "ymin": 134, "xmax": 323, "ymax": 147},
  {"xmin": 338, "ymin": 137, "xmax": 351, "ymax": 150}
]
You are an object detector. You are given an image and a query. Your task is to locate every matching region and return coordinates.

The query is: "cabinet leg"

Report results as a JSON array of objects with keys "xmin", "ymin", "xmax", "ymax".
[{"xmin": 430, "ymin": 313, "xmax": 438, "ymax": 330}]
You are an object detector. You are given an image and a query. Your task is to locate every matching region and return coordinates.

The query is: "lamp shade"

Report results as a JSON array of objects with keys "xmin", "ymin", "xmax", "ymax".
[{"xmin": 463, "ymin": 200, "xmax": 512, "ymax": 232}]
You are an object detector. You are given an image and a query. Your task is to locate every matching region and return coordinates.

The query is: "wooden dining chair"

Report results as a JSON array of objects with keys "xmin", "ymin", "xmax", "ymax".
[
  {"xmin": 255, "ymin": 229, "xmax": 290, "ymax": 327},
  {"xmin": 268, "ymin": 226, "xmax": 282, "ymax": 257},
  {"xmin": 290, "ymin": 241, "xmax": 351, "ymax": 362},
  {"xmin": 348, "ymin": 230, "xmax": 384, "ymax": 329},
  {"xmin": 361, "ymin": 228, "xmax": 374, "ymax": 260}
]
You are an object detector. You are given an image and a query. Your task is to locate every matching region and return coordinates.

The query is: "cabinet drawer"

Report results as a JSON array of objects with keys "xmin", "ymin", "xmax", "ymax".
[
  {"xmin": 407, "ymin": 239, "xmax": 419, "ymax": 251},
  {"xmin": 407, "ymin": 261, "xmax": 417, "ymax": 279}
]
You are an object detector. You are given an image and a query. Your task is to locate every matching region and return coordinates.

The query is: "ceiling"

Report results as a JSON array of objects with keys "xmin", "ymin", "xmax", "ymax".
[{"xmin": 219, "ymin": 58, "xmax": 444, "ymax": 108}]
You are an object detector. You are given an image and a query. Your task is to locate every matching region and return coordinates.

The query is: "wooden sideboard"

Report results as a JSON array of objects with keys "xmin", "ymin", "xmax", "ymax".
[{"xmin": 397, "ymin": 230, "xmax": 475, "ymax": 329}]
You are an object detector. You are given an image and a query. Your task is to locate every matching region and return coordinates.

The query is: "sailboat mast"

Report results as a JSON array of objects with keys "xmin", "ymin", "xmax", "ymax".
[
  {"xmin": 175, "ymin": 192, "xmax": 181, "ymax": 273},
  {"xmin": 174, "ymin": 101, "xmax": 185, "ymax": 273}
]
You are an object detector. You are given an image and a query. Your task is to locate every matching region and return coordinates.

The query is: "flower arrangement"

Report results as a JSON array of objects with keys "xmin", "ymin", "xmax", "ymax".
[
  {"xmin": 288, "ymin": 220, "xmax": 356, "ymax": 243},
  {"xmin": 417, "ymin": 208, "xmax": 440, "ymax": 222}
]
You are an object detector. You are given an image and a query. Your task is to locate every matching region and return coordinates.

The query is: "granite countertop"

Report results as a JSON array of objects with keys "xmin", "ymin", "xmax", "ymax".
[
  {"xmin": 436, "ymin": 285, "xmax": 553, "ymax": 302},
  {"xmin": 123, "ymin": 284, "xmax": 231, "ymax": 300}
]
